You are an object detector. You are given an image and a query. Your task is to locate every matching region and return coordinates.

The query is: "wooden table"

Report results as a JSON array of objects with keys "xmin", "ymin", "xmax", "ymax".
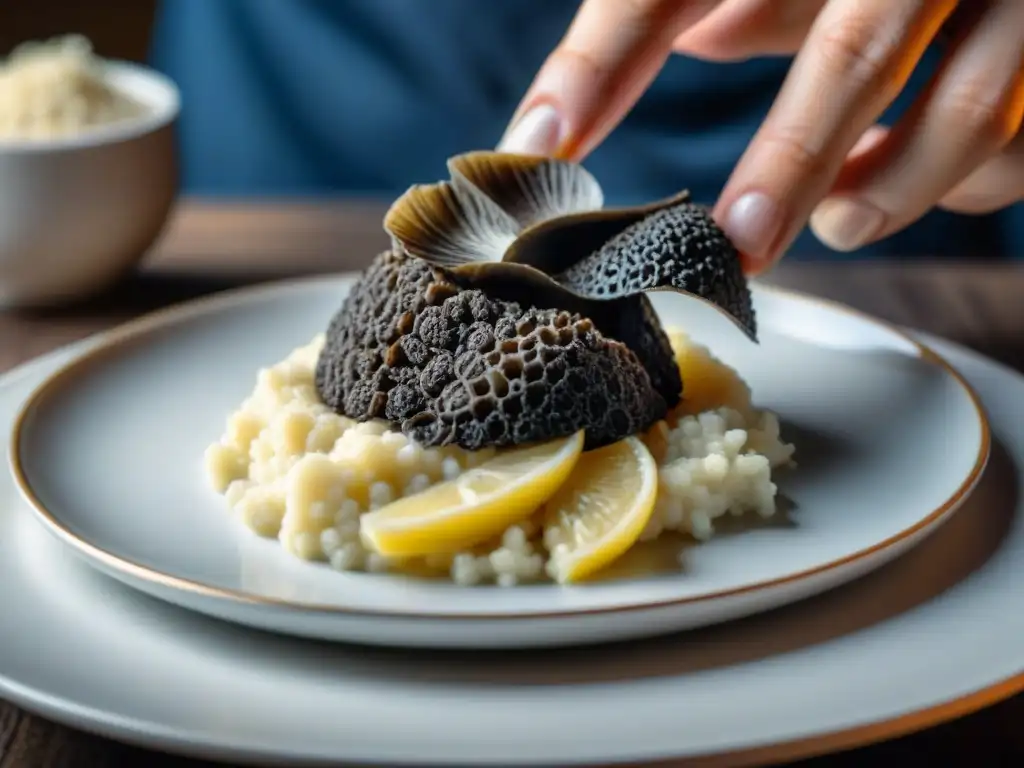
[{"xmin": 1, "ymin": 201, "xmax": 1022, "ymax": 767}]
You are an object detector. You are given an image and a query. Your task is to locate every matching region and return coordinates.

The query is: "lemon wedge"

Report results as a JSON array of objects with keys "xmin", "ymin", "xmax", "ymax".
[
  {"xmin": 542, "ymin": 436, "xmax": 658, "ymax": 584},
  {"xmin": 359, "ymin": 430, "xmax": 584, "ymax": 558},
  {"xmin": 667, "ymin": 328, "xmax": 753, "ymax": 419}
]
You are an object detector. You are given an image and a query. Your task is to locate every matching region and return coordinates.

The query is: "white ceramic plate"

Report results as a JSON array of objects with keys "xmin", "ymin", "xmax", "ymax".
[
  {"xmin": 7, "ymin": 277, "xmax": 989, "ymax": 649},
  {"xmin": 0, "ymin": 331, "xmax": 1020, "ymax": 766}
]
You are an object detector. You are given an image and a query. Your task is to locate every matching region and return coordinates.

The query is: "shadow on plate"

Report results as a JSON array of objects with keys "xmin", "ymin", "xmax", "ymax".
[
  {"xmin": 774, "ymin": 420, "xmax": 859, "ymax": 481},
  {"xmin": 16, "ymin": 438, "xmax": 1017, "ymax": 689}
]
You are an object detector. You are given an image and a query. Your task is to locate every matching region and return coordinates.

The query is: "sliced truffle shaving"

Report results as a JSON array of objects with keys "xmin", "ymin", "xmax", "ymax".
[
  {"xmin": 503, "ymin": 190, "xmax": 692, "ymax": 275},
  {"xmin": 448, "ymin": 151, "xmax": 604, "ymax": 229},
  {"xmin": 383, "ymin": 179, "xmax": 519, "ymax": 266},
  {"xmin": 556, "ymin": 203, "xmax": 758, "ymax": 341}
]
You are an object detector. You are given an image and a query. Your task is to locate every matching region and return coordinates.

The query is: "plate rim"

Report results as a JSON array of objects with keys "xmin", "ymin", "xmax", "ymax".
[{"xmin": 6, "ymin": 273, "xmax": 993, "ymax": 620}]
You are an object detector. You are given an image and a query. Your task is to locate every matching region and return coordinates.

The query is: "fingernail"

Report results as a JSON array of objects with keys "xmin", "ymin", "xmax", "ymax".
[
  {"xmin": 810, "ymin": 198, "xmax": 886, "ymax": 251},
  {"xmin": 722, "ymin": 192, "xmax": 785, "ymax": 265},
  {"xmin": 498, "ymin": 103, "xmax": 566, "ymax": 156},
  {"xmin": 849, "ymin": 125, "xmax": 889, "ymax": 159}
]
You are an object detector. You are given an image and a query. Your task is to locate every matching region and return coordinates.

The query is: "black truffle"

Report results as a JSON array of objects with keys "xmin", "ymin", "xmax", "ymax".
[
  {"xmin": 557, "ymin": 204, "xmax": 756, "ymax": 338},
  {"xmin": 318, "ymin": 150, "xmax": 759, "ymax": 452},
  {"xmin": 315, "ymin": 250, "xmax": 673, "ymax": 451}
]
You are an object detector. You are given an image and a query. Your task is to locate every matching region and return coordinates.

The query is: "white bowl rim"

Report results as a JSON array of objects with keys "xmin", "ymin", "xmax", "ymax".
[{"xmin": 0, "ymin": 59, "xmax": 180, "ymax": 154}]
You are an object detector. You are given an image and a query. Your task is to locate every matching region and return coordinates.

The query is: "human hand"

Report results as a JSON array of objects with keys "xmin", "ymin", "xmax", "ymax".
[{"xmin": 498, "ymin": 0, "xmax": 1024, "ymax": 274}]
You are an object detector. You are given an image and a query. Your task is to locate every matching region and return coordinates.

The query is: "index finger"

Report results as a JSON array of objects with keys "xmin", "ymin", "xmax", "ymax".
[{"xmin": 500, "ymin": 0, "xmax": 723, "ymax": 160}]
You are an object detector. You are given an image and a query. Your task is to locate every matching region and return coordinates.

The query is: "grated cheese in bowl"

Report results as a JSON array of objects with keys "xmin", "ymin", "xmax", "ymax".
[{"xmin": 0, "ymin": 35, "xmax": 148, "ymax": 140}]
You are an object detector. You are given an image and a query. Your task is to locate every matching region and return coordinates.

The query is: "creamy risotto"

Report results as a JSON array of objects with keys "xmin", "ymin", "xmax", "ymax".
[
  {"xmin": 205, "ymin": 331, "xmax": 795, "ymax": 586},
  {"xmin": 0, "ymin": 35, "xmax": 148, "ymax": 140}
]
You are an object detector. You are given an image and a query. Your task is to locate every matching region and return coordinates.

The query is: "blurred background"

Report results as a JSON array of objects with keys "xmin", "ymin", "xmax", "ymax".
[
  {"xmin": 2, "ymin": 0, "xmax": 155, "ymax": 64},
  {"xmin": 4, "ymin": 0, "xmax": 1021, "ymax": 261}
]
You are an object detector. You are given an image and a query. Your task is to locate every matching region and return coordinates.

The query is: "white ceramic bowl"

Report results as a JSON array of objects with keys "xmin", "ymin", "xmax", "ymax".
[{"xmin": 0, "ymin": 60, "xmax": 180, "ymax": 308}]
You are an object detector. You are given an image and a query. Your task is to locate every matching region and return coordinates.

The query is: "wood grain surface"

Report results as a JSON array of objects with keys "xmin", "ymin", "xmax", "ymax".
[{"xmin": 1, "ymin": 201, "xmax": 1022, "ymax": 767}]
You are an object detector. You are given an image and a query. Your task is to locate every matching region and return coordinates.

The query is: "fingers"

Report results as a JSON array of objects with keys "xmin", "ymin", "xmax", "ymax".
[
  {"xmin": 940, "ymin": 130, "xmax": 1024, "ymax": 214},
  {"xmin": 810, "ymin": 0, "xmax": 1024, "ymax": 249},
  {"xmin": 498, "ymin": 0, "xmax": 723, "ymax": 160},
  {"xmin": 671, "ymin": 0, "xmax": 968, "ymax": 71},
  {"xmin": 672, "ymin": 0, "xmax": 826, "ymax": 62},
  {"xmin": 713, "ymin": 0, "xmax": 957, "ymax": 274}
]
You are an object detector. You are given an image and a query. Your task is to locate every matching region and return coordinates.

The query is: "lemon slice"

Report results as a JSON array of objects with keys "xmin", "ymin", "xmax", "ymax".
[
  {"xmin": 542, "ymin": 436, "xmax": 658, "ymax": 584},
  {"xmin": 360, "ymin": 430, "xmax": 584, "ymax": 558}
]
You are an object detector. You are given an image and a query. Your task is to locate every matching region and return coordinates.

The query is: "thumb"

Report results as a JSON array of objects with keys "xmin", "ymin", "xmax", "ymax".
[{"xmin": 498, "ymin": 0, "xmax": 723, "ymax": 160}]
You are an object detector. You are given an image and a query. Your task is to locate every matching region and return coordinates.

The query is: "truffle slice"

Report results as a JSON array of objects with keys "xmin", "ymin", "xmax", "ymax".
[
  {"xmin": 382, "ymin": 174, "xmax": 520, "ymax": 267},
  {"xmin": 315, "ymin": 250, "xmax": 670, "ymax": 451},
  {"xmin": 556, "ymin": 204, "xmax": 755, "ymax": 338},
  {"xmin": 382, "ymin": 151, "xmax": 757, "ymax": 341},
  {"xmin": 448, "ymin": 151, "xmax": 604, "ymax": 229}
]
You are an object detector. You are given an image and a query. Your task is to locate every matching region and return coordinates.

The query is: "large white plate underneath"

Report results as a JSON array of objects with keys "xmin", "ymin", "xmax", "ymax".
[{"xmin": 0, "ymin": 318, "xmax": 1020, "ymax": 764}]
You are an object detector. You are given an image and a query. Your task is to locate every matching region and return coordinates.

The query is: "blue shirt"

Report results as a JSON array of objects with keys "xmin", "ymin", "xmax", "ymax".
[{"xmin": 150, "ymin": 0, "xmax": 1022, "ymax": 259}]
